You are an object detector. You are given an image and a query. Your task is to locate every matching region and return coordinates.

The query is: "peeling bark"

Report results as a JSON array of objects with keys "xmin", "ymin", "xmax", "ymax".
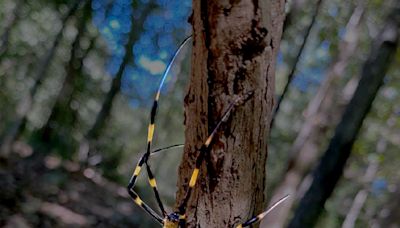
[{"xmin": 175, "ymin": 0, "xmax": 285, "ymax": 227}]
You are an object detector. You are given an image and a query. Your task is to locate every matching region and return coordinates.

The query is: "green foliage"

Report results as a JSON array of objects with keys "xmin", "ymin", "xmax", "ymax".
[{"xmin": 0, "ymin": 0, "xmax": 399, "ymax": 226}]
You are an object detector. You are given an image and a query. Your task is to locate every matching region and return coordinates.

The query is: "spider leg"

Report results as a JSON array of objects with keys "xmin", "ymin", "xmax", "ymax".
[
  {"xmin": 151, "ymin": 144, "xmax": 184, "ymax": 155},
  {"xmin": 127, "ymin": 36, "xmax": 192, "ymax": 221},
  {"xmin": 178, "ymin": 92, "xmax": 254, "ymax": 221},
  {"xmin": 178, "ymin": 214, "xmax": 186, "ymax": 228},
  {"xmin": 127, "ymin": 188, "xmax": 164, "ymax": 225},
  {"xmin": 146, "ymin": 162, "xmax": 167, "ymax": 216},
  {"xmin": 236, "ymin": 195, "xmax": 290, "ymax": 228},
  {"xmin": 127, "ymin": 146, "xmax": 178, "ymax": 218},
  {"xmin": 127, "ymin": 150, "xmax": 168, "ymax": 216},
  {"xmin": 127, "ymin": 93, "xmax": 168, "ymax": 215}
]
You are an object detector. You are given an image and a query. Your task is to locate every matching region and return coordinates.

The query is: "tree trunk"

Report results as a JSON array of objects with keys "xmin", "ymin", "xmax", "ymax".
[
  {"xmin": 262, "ymin": 4, "xmax": 365, "ymax": 228},
  {"xmin": 77, "ymin": 1, "xmax": 156, "ymax": 161},
  {"xmin": 288, "ymin": 3, "xmax": 400, "ymax": 227},
  {"xmin": 175, "ymin": 1, "xmax": 285, "ymax": 227}
]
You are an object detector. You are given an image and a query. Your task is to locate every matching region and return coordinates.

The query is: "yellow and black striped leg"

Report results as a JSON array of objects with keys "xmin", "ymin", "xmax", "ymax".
[
  {"xmin": 127, "ymin": 36, "xmax": 192, "ymax": 224},
  {"xmin": 127, "ymin": 153, "xmax": 147, "ymax": 190},
  {"xmin": 127, "ymin": 95, "xmax": 161, "ymax": 211},
  {"xmin": 178, "ymin": 92, "xmax": 254, "ymax": 221},
  {"xmin": 151, "ymin": 144, "xmax": 184, "ymax": 155},
  {"xmin": 127, "ymin": 154, "xmax": 164, "ymax": 220},
  {"xmin": 127, "ymin": 152, "xmax": 167, "ymax": 217},
  {"xmin": 178, "ymin": 214, "xmax": 186, "ymax": 228},
  {"xmin": 128, "ymin": 189, "xmax": 164, "ymax": 225},
  {"xmin": 236, "ymin": 195, "xmax": 290, "ymax": 228},
  {"xmin": 146, "ymin": 162, "xmax": 167, "ymax": 216}
]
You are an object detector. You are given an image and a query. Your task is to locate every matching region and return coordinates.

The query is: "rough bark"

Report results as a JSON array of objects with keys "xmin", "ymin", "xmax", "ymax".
[
  {"xmin": 0, "ymin": 0, "xmax": 82, "ymax": 157},
  {"xmin": 77, "ymin": 1, "xmax": 156, "ymax": 161},
  {"xmin": 288, "ymin": 3, "xmax": 400, "ymax": 227},
  {"xmin": 262, "ymin": 4, "xmax": 365, "ymax": 228},
  {"xmin": 175, "ymin": 0, "xmax": 285, "ymax": 227}
]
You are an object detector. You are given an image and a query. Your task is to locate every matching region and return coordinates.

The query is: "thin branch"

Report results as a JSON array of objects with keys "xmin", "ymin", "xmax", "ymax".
[{"xmin": 270, "ymin": 0, "xmax": 323, "ymax": 129}]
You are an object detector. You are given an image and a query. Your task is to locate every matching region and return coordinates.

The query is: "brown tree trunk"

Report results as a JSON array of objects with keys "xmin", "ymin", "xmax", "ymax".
[
  {"xmin": 175, "ymin": 1, "xmax": 285, "ymax": 227},
  {"xmin": 288, "ymin": 2, "xmax": 400, "ymax": 227},
  {"xmin": 262, "ymin": 4, "xmax": 365, "ymax": 228}
]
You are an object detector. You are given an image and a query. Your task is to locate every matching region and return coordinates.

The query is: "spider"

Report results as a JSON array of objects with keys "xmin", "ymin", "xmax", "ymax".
[{"xmin": 127, "ymin": 36, "xmax": 289, "ymax": 228}]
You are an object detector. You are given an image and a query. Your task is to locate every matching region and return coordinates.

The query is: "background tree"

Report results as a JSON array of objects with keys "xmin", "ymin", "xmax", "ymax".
[
  {"xmin": 288, "ymin": 2, "xmax": 400, "ymax": 226},
  {"xmin": 263, "ymin": 3, "xmax": 365, "ymax": 227}
]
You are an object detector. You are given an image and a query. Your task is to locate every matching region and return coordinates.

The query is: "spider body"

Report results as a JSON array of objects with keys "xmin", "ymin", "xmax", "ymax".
[{"xmin": 163, "ymin": 213, "xmax": 180, "ymax": 228}]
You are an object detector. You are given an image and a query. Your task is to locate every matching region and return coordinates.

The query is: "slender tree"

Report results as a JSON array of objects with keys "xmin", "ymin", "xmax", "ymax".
[
  {"xmin": 263, "ymin": 4, "xmax": 365, "ymax": 227},
  {"xmin": 174, "ymin": 1, "xmax": 285, "ymax": 227},
  {"xmin": 270, "ymin": 0, "xmax": 323, "ymax": 128},
  {"xmin": 288, "ymin": 2, "xmax": 400, "ymax": 227}
]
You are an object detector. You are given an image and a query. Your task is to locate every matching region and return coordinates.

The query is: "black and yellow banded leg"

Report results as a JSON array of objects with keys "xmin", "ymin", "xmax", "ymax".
[
  {"xmin": 127, "ymin": 94, "xmax": 165, "ymax": 215},
  {"xmin": 178, "ymin": 92, "xmax": 254, "ymax": 220},
  {"xmin": 127, "ymin": 36, "xmax": 192, "ymax": 225},
  {"xmin": 127, "ymin": 153, "xmax": 167, "ymax": 217},
  {"xmin": 127, "ymin": 104, "xmax": 157, "ymax": 189},
  {"xmin": 128, "ymin": 189, "xmax": 164, "ymax": 225},
  {"xmin": 178, "ymin": 214, "xmax": 186, "ymax": 228},
  {"xmin": 127, "ymin": 144, "xmax": 183, "ymax": 217},
  {"xmin": 236, "ymin": 195, "xmax": 290, "ymax": 228},
  {"xmin": 127, "ymin": 154, "xmax": 165, "ymax": 217},
  {"xmin": 146, "ymin": 162, "xmax": 167, "ymax": 216}
]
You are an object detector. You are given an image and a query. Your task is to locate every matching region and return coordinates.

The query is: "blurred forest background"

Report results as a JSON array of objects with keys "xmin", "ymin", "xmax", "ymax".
[{"xmin": 0, "ymin": 0, "xmax": 399, "ymax": 227}]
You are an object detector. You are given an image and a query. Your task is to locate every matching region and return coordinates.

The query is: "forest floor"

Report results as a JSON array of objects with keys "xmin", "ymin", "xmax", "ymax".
[{"xmin": 0, "ymin": 142, "xmax": 142, "ymax": 228}]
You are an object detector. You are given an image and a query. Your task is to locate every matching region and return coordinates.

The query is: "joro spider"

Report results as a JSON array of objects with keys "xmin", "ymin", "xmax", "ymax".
[{"xmin": 127, "ymin": 36, "xmax": 289, "ymax": 228}]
